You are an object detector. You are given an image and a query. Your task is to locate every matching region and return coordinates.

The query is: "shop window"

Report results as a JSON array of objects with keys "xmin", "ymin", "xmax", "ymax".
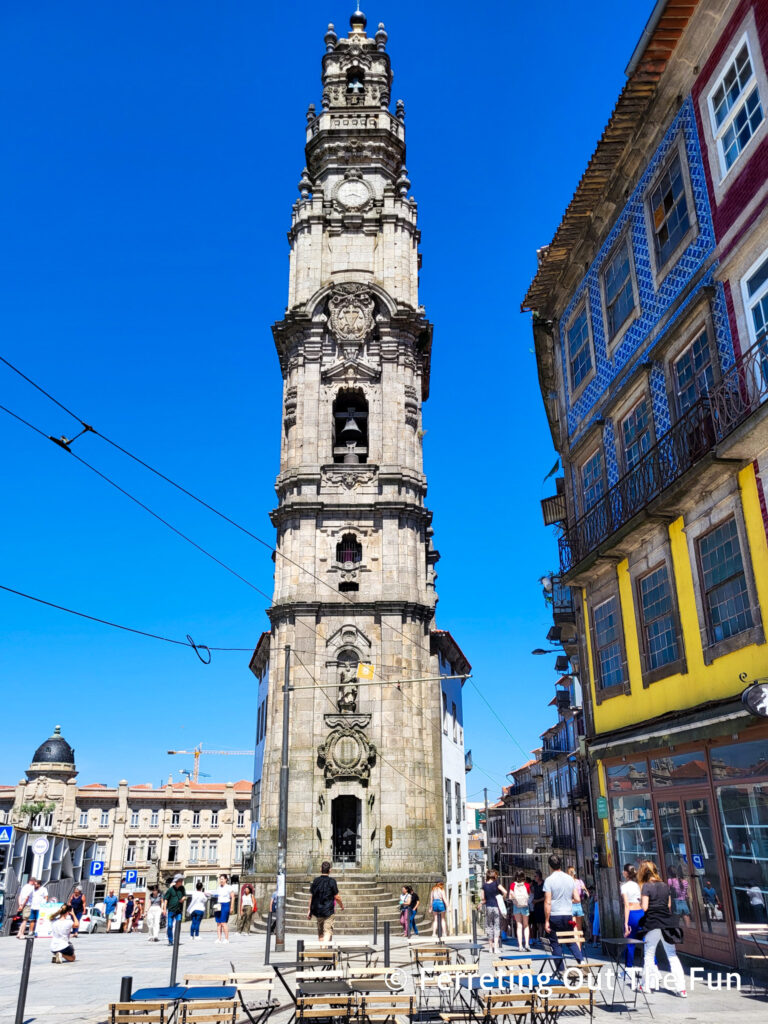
[
  {"xmin": 637, "ymin": 564, "xmax": 681, "ymax": 673},
  {"xmin": 606, "ymin": 762, "xmax": 649, "ymax": 793},
  {"xmin": 611, "ymin": 794, "xmax": 658, "ymax": 869},
  {"xmin": 674, "ymin": 329, "xmax": 715, "ymax": 415},
  {"xmin": 697, "ymin": 517, "xmax": 753, "ymax": 644},
  {"xmin": 711, "ymin": 737, "xmax": 768, "ymax": 779},
  {"xmin": 717, "ymin": 783, "xmax": 768, "ymax": 924},
  {"xmin": 650, "ymin": 752, "xmax": 707, "ymax": 787}
]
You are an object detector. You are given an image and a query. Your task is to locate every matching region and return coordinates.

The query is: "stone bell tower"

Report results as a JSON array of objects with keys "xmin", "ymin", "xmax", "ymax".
[{"xmin": 252, "ymin": 8, "xmax": 450, "ymax": 892}]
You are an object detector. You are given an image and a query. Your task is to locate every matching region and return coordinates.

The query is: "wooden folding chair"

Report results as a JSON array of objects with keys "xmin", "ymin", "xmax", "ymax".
[
  {"xmin": 230, "ymin": 973, "xmax": 279, "ymax": 1024},
  {"xmin": 107, "ymin": 1005, "xmax": 173, "ymax": 1024},
  {"xmin": 361, "ymin": 994, "xmax": 414, "ymax": 1024},
  {"xmin": 183, "ymin": 975, "xmax": 232, "ymax": 986},
  {"xmin": 347, "ymin": 967, "xmax": 397, "ymax": 979},
  {"xmin": 178, "ymin": 1001, "xmax": 238, "ymax": 1024},
  {"xmin": 485, "ymin": 992, "xmax": 535, "ymax": 1022},
  {"xmin": 535, "ymin": 985, "xmax": 593, "ymax": 1023},
  {"xmin": 297, "ymin": 995, "xmax": 354, "ymax": 1024},
  {"xmin": 300, "ymin": 950, "xmax": 341, "ymax": 971}
]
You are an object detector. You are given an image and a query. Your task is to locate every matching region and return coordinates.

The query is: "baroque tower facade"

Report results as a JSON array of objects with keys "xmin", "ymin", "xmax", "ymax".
[{"xmin": 252, "ymin": 10, "xmax": 467, "ymax": 896}]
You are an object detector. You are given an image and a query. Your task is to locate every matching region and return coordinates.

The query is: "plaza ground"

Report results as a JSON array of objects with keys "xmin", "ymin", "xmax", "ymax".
[{"xmin": 1, "ymin": 922, "xmax": 766, "ymax": 1024}]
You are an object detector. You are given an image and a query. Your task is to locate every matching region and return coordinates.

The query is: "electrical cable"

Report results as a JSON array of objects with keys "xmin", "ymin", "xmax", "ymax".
[{"xmin": 1, "ymin": 355, "xmax": 533, "ymax": 769}]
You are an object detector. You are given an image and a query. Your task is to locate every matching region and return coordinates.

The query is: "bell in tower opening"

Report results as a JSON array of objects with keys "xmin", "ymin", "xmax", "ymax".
[{"xmin": 248, "ymin": 7, "xmax": 472, "ymax": 932}]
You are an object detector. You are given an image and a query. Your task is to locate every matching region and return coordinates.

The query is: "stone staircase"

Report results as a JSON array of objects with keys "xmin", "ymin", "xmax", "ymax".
[{"xmin": 254, "ymin": 878, "xmax": 421, "ymax": 936}]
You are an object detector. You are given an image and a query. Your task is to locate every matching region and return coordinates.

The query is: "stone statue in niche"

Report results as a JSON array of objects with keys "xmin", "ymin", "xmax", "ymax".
[{"xmin": 337, "ymin": 657, "xmax": 359, "ymax": 713}]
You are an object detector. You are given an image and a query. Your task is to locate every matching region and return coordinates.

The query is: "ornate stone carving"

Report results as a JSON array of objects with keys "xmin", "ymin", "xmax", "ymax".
[
  {"xmin": 404, "ymin": 384, "xmax": 418, "ymax": 427},
  {"xmin": 328, "ymin": 284, "xmax": 375, "ymax": 344},
  {"xmin": 318, "ymin": 714, "xmax": 377, "ymax": 787},
  {"xmin": 284, "ymin": 385, "xmax": 297, "ymax": 429},
  {"xmin": 323, "ymin": 465, "xmax": 378, "ymax": 490}
]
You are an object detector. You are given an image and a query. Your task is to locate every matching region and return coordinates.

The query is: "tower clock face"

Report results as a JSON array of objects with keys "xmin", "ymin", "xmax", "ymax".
[{"xmin": 336, "ymin": 179, "xmax": 370, "ymax": 210}]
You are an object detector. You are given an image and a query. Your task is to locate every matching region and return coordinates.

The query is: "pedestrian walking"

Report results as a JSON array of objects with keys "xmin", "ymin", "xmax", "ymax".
[
  {"xmin": 162, "ymin": 874, "xmax": 187, "ymax": 946},
  {"xmin": 132, "ymin": 899, "xmax": 144, "ymax": 932},
  {"xmin": 509, "ymin": 871, "xmax": 532, "ymax": 951},
  {"xmin": 123, "ymin": 895, "xmax": 135, "ymax": 933},
  {"xmin": 429, "ymin": 880, "xmax": 450, "ymax": 938},
  {"xmin": 481, "ymin": 870, "xmax": 507, "ymax": 954},
  {"xmin": 104, "ymin": 890, "xmax": 118, "ymax": 931},
  {"xmin": 529, "ymin": 870, "xmax": 545, "ymax": 942},
  {"xmin": 399, "ymin": 886, "xmax": 411, "ymax": 936},
  {"xmin": 409, "ymin": 888, "xmax": 420, "ymax": 936},
  {"xmin": 187, "ymin": 882, "xmax": 208, "ymax": 940},
  {"xmin": 307, "ymin": 860, "xmax": 344, "ymax": 946},
  {"xmin": 638, "ymin": 861, "xmax": 686, "ymax": 996},
  {"xmin": 621, "ymin": 864, "xmax": 643, "ymax": 966},
  {"xmin": 50, "ymin": 904, "xmax": 78, "ymax": 963},
  {"xmin": 567, "ymin": 867, "xmax": 589, "ymax": 940},
  {"xmin": 209, "ymin": 873, "xmax": 236, "ymax": 943},
  {"xmin": 68, "ymin": 886, "xmax": 86, "ymax": 937},
  {"xmin": 16, "ymin": 877, "xmax": 36, "ymax": 939},
  {"xmin": 543, "ymin": 854, "xmax": 583, "ymax": 973},
  {"xmin": 238, "ymin": 884, "xmax": 256, "ymax": 933},
  {"xmin": 146, "ymin": 887, "xmax": 162, "ymax": 941}
]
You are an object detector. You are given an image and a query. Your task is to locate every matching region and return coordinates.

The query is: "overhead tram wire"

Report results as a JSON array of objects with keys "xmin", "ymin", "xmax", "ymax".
[{"xmin": 0, "ymin": 355, "xmax": 532, "ymax": 760}]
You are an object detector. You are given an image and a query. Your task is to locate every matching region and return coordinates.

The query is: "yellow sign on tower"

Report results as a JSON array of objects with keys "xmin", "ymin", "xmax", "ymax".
[{"xmin": 356, "ymin": 662, "xmax": 375, "ymax": 681}]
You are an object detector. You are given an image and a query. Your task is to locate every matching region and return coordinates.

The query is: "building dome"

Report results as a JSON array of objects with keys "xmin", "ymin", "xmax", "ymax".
[
  {"xmin": 27, "ymin": 725, "xmax": 77, "ymax": 779},
  {"xmin": 350, "ymin": 8, "xmax": 367, "ymax": 30}
]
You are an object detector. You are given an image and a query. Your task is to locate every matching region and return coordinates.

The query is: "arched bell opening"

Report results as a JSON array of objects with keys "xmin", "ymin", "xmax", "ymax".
[{"xmin": 333, "ymin": 389, "xmax": 368, "ymax": 464}]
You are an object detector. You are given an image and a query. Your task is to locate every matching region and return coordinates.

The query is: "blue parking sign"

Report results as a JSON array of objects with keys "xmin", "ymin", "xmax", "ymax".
[
  {"xmin": 692, "ymin": 854, "xmax": 704, "ymax": 871},
  {"xmin": 90, "ymin": 860, "xmax": 105, "ymax": 877},
  {"xmin": 125, "ymin": 869, "xmax": 138, "ymax": 885}
]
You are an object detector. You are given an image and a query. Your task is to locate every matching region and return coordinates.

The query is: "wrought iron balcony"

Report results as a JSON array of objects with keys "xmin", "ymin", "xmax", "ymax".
[
  {"xmin": 541, "ymin": 745, "xmax": 570, "ymax": 762},
  {"xmin": 560, "ymin": 340, "xmax": 768, "ymax": 573}
]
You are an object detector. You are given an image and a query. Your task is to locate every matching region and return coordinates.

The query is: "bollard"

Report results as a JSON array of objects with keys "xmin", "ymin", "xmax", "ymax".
[
  {"xmin": 297, "ymin": 938, "xmax": 305, "ymax": 962},
  {"xmin": 14, "ymin": 936, "xmax": 34, "ymax": 1024},
  {"xmin": 373, "ymin": 905, "xmax": 378, "ymax": 945},
  {"xmin": 472, "ymin": 909, "xmax": 477, "ymax": 944},
  {"xmin": 118, "ymin": 977, "xmax": 133, "ymax": 1018},
  {"xmin": 169, "ymin": 914, "xmax": 181, "ymax": 986},
  {"xmin": 454, "ymin": 908, "xmax": 458, "ymax": 936},
  {"xmin": 437, "ymin": 910, "xmax": 442, "ymax": 940},
  {"xmin": 264, "ymin": 912, "xmax": 272, "ymax": 965},
  {"xmin": 383, "ymin": 921, "xmax": 390, "ymax": 967}
]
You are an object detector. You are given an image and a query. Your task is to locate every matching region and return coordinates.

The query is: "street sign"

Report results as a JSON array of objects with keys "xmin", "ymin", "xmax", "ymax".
[
  {"xmin": 31, "ymin": 836, "xmax": 50, "ymax": 856},
  {"xmin": 596, "ymin": 796, "xmax": 608, "ymax": 819},
  {"xmin": 0, "ymin": 826, "xmax": 13, "ymax": 845},
  {"xmin": 692, "ymin": 854, "xmax": 704, "ymax": 871},
  {"xmin": 357, "ymin": 662, "xmax": 375, "ymax": 680},
  {"xmin": 125, "ymin": 869, "xmax": 138, "ymax": 885},
  {"xmin": 90, "ymin": 860, "xmax": 105, "ymax": 877}
]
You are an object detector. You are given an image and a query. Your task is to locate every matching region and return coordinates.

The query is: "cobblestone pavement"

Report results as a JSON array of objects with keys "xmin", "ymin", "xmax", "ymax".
[{"xmin": 1, "ymin": 927, "xmax": 766, "ymax": 1023}]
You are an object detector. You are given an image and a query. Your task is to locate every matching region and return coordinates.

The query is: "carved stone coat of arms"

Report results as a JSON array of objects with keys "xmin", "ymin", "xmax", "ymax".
[{"xmin": 328, "ymin": 285, "xmax": 375, "ymax": 344}]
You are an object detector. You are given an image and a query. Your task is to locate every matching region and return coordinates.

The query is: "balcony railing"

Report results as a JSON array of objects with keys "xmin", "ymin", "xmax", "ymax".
[
  {"xmin": 560, "ymin": 339, "xmax": 768, "ymax": 572},
  {"xmin": 542, "ymin": 745, "xmax": 570, "ymax": 762}
]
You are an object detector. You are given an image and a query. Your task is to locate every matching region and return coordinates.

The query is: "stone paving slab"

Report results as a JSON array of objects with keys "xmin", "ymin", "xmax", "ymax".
[{"xmin": 1, "ymin": 928, "xmax": 766, "ymax": 1024}]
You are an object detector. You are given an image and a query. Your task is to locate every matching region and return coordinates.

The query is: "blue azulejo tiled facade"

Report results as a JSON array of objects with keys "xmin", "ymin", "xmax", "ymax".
[{"xmin": 558, "ymin": 97, "xmax": 734, "ymax": 452}]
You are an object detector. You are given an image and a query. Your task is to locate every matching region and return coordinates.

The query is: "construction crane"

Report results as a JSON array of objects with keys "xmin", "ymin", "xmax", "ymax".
[
  {"xmin": 178, "ymin": 768, "xmax": 210, "ymax": 781},
  {"xmin": 167, "ymin": 744, "xmax": 254, "ymax": 783}
]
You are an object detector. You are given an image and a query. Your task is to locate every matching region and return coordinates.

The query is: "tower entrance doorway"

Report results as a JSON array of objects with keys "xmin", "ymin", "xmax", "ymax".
[{"xmin": 332, "ymin": 795, "xmax": 361, "ymax": 864}]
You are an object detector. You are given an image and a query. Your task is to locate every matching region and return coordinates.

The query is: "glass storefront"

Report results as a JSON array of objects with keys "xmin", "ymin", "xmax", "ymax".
[{"xmin": 602, "ymin": 728, "xmax": 768, "ymax": 965}]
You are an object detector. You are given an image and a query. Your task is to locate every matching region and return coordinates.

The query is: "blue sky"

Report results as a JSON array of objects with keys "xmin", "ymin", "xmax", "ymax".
[{"xmin": 0, "ymin": 1, "xmax": 652, "ymax": 795}]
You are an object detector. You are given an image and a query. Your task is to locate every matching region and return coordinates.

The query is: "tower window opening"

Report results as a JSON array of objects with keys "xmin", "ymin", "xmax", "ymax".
[
  {"xmin": 337, "ymin": 533, "xmax": 362, "ymax": 565},
  {"xmin": 346, "ymin": 69, "xmax": 365, "ymax": 98},
  {"xmin": 333, "ymin": 390, "xmax": 368, "ymax": 464}
]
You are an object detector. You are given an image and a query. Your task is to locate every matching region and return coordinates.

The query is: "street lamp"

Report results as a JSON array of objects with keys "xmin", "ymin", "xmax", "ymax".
[{"xmin": 531, "ymin": 648, "xmax": 561, "ymax": 655}]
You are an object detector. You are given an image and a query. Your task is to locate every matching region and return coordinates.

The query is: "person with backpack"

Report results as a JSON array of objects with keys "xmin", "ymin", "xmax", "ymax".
[{"xmin": 510, "ymin": 871, "xmax": 532, "ymax": 951}]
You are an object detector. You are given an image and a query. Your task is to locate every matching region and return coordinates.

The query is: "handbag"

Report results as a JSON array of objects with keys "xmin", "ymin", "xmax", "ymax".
[
  {"xmin": 496, "ymin": 894, "xmax": 507, "ymax": 915},
  {"xmin": 213, "ymin": 902, "xmax": 222, "ymax": 912}
]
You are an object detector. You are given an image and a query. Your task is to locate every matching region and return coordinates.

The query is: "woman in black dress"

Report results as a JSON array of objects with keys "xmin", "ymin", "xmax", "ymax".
[{"xmin": 68, "ymin": 887, "xmax": 86, "ymax": 937}]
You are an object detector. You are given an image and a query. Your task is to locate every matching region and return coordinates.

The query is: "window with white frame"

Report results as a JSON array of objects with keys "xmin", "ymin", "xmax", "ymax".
[
  {"xmin": 235, "ymin": 839, "xmax": 244, "ymax": 862},
  {"xmin": 100, "ymin": 809, "xmax": 109, "ymax": 827},
  {"xmin": 150, "ymin": 809, "xmax": 159, "ymax": 828},
  {"xmin": 130, "ymin": 810, "xmax": 139, "ymax": 828},
  {"xmin": 236, "ymin": 809, "xmax": 245, "ymax": 828},
  {"xmin": 592, "ymin": 596, "xmax": 625, "ymax": 691},
  {"xmin": 674, "ymin": 329, "xmax": 715, "ymax": 414},
  {"xmin": 603, "ymin": 237, "xmax": 636, "ymax": 339},
  {"xmin": 189, "ymin": 839, "xmax": 199, "ymax": 863},
  {"xmin": 568, "ymin": 306, "xmax": 593, "ymax": 392},
  {"xmin": 79, "ymin": 810, "xmax": 88, "ymax": 828},
  {"xmin": 96, "ymin": 843, "xmax": 107, "ymax": 860},
  {"xmin": 621, "ymin": 399, "xmax": 652, "ymax": 471},
  {"xmin": 445, "ymin": 778, "xmax": 452, "ymax": 824},
  {"xmin": 742, "ymin": 249, "xmax": 768, "ymax": 351},
  {"xmin": 171, "ymin": 811, "xmax": 180, "ymax": 828},
  {"xmin": 192, "ymin": 811, "xmax": 200, "ymax": 828},
  {"xmin": 709, "ymin": 35, "xmax": 765, "ymax": 177},
  {"xmin": 208, "ymin": 839, "xmax": 218, "ymax": 862},
  {"xmin": 147, "ymin": 839, "xmax": 158, "ymax": 860},
  {"xmin": 168, "ymin": 839, "xmax": 178, "ymax": 862},
  {"xmin": 126, "ymin": 841, "xmax": 137, "ymax": 863},
  {"xmin": 697, "ymin": 517, "xmax": 753, "ymax": 644},
  {"xmin": 210, "ymin": 810, "xmax": 219, "ymax": 828}
]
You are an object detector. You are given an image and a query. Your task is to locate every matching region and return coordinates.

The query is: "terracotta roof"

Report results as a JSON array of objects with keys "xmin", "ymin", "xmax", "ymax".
[
  {"xmin": 521, "ymin": 0, "xmax": 700, "ymax": 313},
  {"xmin": 79, "ymin": 783, "xmax": 111, "ymax": 789}
]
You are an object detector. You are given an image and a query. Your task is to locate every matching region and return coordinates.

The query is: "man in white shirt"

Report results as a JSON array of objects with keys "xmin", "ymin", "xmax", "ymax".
[
  {"xmin": 543, "ymin": 855, "xmax": 583, "ymax": 972},
  {"xmin": 17, "ymin": 878, "xmax": 48, "ymax": 938}
]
